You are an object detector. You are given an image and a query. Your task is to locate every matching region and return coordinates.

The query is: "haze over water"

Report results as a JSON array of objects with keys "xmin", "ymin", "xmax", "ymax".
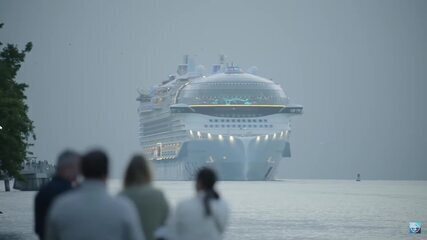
[
  {"xmin": 1, "ymin": 0, "xmax": 427, "ymax": 179},
  {"xmin": 1, "ymin": 179, "xmax": 426, "ymax": 240}
]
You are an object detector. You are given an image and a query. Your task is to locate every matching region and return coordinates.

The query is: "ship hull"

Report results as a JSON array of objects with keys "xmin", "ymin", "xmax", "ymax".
[{"xmin": 152, "ymin": 137, "xmax": 290, "ymax": 181}]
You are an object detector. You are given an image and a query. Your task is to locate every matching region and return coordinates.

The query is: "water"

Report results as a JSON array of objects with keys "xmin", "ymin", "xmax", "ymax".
[{"xmin": 1, "ymin": 180, "xmax": 426, "ymax": 240}]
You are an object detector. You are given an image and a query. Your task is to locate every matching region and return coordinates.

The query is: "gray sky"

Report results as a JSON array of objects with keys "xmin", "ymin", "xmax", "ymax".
[{"xmin": 1, "ymin": 0, "xmax": 426, "ymax": 179}]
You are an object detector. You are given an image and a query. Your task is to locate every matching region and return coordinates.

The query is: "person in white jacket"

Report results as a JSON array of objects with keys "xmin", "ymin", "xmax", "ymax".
[
  {"xmin": 162, "ymin": 167, "xmax": 229, "ymax": 240},
  {"xmin": 45, "ymin": 150, "xmax": 145, "ymax": 240}
]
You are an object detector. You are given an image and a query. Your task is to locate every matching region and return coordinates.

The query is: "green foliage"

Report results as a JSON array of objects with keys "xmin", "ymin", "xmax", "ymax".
[{"xmin": 0, "ymin": 23, "xmax": 35, "ymax": 178}]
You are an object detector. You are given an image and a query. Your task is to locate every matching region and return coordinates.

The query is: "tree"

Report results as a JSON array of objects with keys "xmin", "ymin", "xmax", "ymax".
[{"xmin": 0, "ymin": 23, "xmax": 35, "ymax": 191}]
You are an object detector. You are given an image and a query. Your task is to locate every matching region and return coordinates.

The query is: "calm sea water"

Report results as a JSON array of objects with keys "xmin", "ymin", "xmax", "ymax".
[{"xmin": 1, "ymin": 179, "xmax": 426, "ymax": 240}]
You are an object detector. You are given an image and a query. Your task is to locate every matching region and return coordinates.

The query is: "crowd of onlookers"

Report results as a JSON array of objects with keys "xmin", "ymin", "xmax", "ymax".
[{"xmin": 34, "ymin": 149, "xmax": 229, "ymax": 240}]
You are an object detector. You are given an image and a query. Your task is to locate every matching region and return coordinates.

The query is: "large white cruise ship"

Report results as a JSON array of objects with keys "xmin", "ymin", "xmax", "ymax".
[{"xmin": 137, "ymin": 56, "xmax": 303, "ymax": 180}]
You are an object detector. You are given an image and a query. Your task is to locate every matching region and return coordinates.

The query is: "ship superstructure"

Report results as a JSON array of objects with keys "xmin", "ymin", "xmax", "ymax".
[{"xmin": 137, "ymin": 56, "xmax": 302, "ymax": 180}]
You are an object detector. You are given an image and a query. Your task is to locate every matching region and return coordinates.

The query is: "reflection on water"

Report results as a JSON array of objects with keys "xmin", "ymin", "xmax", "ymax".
[{"xmin": 1, "ymin": 180, "xmax": 427, "ymax": 240}]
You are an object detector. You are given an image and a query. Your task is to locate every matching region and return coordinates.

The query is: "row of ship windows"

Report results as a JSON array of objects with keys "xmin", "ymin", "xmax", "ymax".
[
  {"xmin": 200, "ymin": 82, "xmax": 269, "ymax": 85},
  {"xmin": 204, "ymin": 124, "xmax": 273, "ymax": 128},
  {"xmin": 209, "ymin": 119, "xmax": 268, "ymax": 123},
  {"xmin": 211, "ymin": 114, "xmax": 265, "ymax": 118},
  {"xmin": 191, "ymin": 96, "xmax": 280, "ymax": 100}
]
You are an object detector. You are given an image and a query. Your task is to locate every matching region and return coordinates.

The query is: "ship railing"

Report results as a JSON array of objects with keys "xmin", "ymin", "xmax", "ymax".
[{"xmin": 139, "ymin": 129, "xmax": 188, "ymax": 140}]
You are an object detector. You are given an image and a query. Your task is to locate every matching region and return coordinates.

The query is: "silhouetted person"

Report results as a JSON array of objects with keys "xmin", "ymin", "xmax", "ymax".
[
  {"xmin": 45, "ymin": 149, "xmax": 145, "ymax": 240},
  {"xmin": 164, "ymin": 167, "xmax": 229, "ymax": 240},
  {"xmin": 120, "ymin": 155, "xmax": 169, "ymax": 240},
  {"xmin": 35, "ymin": 150, "xmax": 80, "ymax": 240}
]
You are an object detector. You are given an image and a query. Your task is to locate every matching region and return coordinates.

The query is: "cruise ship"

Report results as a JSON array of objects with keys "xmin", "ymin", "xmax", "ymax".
[{"xmin": 137, "ymin": 56, "xmax": 303, "ymax": 180}]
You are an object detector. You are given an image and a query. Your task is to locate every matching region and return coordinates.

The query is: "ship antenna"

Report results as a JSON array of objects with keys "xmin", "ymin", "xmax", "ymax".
[{"xmin": 219, "ymin": 54, "xmax": 225, "ymax": 64}]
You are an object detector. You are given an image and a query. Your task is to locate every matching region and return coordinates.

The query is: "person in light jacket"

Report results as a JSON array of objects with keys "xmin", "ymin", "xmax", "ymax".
[
  {"xmin": 164, "ymin": 167, "xmax": 229, "ymax": 240},
  {"xmin": 120, "ymin": 155, "xmax": 169, "ymax": 240},
  {"xmin": 45, "ymin": 149, "xmax": 145, "ymax": 240}
]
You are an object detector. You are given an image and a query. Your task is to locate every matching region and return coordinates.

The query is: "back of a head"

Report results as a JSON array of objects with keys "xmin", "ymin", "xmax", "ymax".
[
  {"xmin": 56, "ymin": 150, "xmax": 80, "ymax": 181},
  {"xmin": 197, "ymin": 167, "xmax": 217, "ymax": 190},
  {"xmin": 56, "ymin": 150, "xmax": 80, "ymax": 171},
  {"xmin": 81, "ymin": 150, "xmax": 108, "ymax": 180},
  {"xmin": 124, "ymin": 154, "xmax": 152, "ymax": 188},
  {"xmin": 196, "ymin": 167, "xmax": 220, "ymax": 216}
]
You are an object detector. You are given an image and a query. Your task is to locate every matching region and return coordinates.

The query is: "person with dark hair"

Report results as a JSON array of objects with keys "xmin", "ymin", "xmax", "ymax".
[
  {"xmin": 34, "ymin": 150, "xmax": 80, "ymax": 240},
  {"xmin": 120, "ymin": 155, "xmax": 169, "ymax": 240},
  {"xmin": 163, "ymin": 167, "xmax": 229, "ymax": 240},
  {"xmin": 45, "ymin": 149, "xmax": 145, "ymax": 240}
]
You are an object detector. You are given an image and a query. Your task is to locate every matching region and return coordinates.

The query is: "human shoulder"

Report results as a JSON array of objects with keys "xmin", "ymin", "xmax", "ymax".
[
  {"xmin": 115, "ymin": 194, "xmax": 138, "ymax": 211},
  {"xmin": 53, "ymin": 187, "xmax": 80, "ymax": 206},
  {"xmin": 176, "ymin": 196, "xmax": 199, "ymax": 212},
  {"xmin": 148, "ymin": 185, "xmax": 167, "ymax": 198},
  {"xmin": 216, "ymin": 197, "xmax": 229, "ymax": 207},
  {"xmin": 114, "ymin": 195, "xmax": 141, "ymax": 224},
  {"xmin": 119, "ymin": 187, "xmax": 133, "ymax": 198},
  {"xmin": 37, "ymin": 179, "xmax": 68, "ymax": 197},
  {"xmin": 47, "ymin": 188, "xmax": 80, "ymax": 220},
  {"xmin": 213, "ymin": 197, "xmax": 229, "ymax": 212},
  {"xmin": 122, "ymin": 184, "xmax": 164, "ymax": 198}
]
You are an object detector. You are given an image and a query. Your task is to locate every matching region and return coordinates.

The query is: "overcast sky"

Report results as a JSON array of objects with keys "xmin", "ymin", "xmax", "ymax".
[{"xmin": 1, "ymin": 0, "xmax": 426, "ymax": 179}]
